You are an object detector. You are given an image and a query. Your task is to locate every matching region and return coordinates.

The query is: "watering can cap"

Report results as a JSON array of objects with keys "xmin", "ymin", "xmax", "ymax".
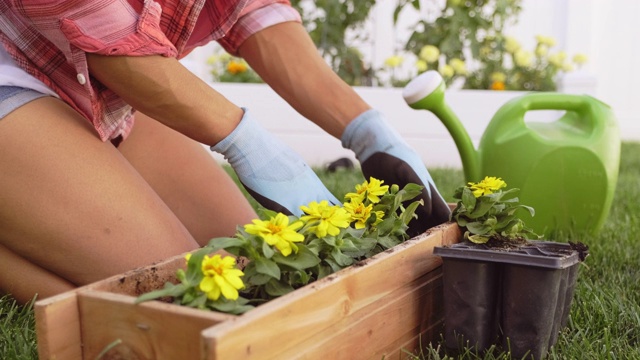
[{"xmin": 403, "ymin": 70, "xmax": 444, "ymax": 105}]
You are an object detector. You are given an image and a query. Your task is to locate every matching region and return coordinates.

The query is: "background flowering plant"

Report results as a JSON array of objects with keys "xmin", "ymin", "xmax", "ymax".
[
  {"xmin": 137, "ymin": 178, "xmax": 423, "ymax": 314},
  {"xmin": 384, "ymin": 0, "xmax": 587, "ymax": 91},
  {"xmin": 450, "ymin": 176, "xmax": 539, "ymax": 245},
  {"xmin": 207, "ymin": 51, "xmax": 263, "ymax": 84}
]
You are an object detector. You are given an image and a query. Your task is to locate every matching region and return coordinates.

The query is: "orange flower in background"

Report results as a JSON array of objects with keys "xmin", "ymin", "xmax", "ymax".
[
  {"xmin": 490, "ymin": 81, "xmax": 506, "ymax": 91},
  {"xmin": 227, "ymin": 60, "xmax": 248, "ymax": 74}
]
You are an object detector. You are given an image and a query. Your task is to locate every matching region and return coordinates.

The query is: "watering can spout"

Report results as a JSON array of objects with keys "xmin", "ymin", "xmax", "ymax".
[{"xmin": 403, "ymin": 71, "xmax": 481, "ymax": 181}]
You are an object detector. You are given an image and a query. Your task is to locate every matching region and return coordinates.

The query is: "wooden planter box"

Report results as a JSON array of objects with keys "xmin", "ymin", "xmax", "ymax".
[{"xmin": 35, "ymin": 222, "xmax": 461, "ymax": 360}]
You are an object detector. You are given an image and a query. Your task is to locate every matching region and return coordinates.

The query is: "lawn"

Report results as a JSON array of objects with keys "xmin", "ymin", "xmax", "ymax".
[{"xmin": 2, "ymin": 142, "xmax": 639, "ymax": 360}]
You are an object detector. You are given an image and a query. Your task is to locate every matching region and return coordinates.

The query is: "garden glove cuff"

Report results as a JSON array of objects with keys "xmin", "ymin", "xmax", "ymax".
[
  {"xmin": 341, "ymin": 109, "xmax": 451, "ymax": 236},
  {"xmin": 211, "ymin": 108, "xmax": 339, "ymax": 216}
]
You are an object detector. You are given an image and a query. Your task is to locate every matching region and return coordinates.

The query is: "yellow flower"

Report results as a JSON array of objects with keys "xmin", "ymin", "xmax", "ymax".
[
  {"xmin": 300, "ymin": 200, "xmax": 351, "ymax": 238},
  {"xmin": 535, "ymin": 44, "xmax": 549, "ymax": 57},
  {"xmin": 562, "ymin": 62, "xmax": 575, "ymax": 72},
  {"xmin": 449, "ymin": 58, "xmax": 467, "ymax": 75},
  {"xmin": 504, "ymin": 36, "xmax": 521, "ymax": 54},
  {"xmin": 548, "ymin": 52, "xmax": 566, "ymax": 67},
  {"xmin": 514, "ymin": 50, "xmax": 533, "ymax": 67},
  {"xmin": 479, "ymin": 46, "xmax": 492, "ymax": 59},
  {"xmin": 244, "ymin": 213, "xmax": 304, "ymax": 256},
  {"xmin": 573, "ymin": 53, "xmax": 588, "ymax": 66},
  {"xmin": 345, "ymin": 177, "xmax": 390, "ymax": 204},
  {"xmin": 467, "ymin": 176, "xmax": 507, "ymax": 197},
  {"xmin": 199, "ymin": 255, "xmax": 245, "ymax": 301},
  {"xmin": 419, "ymin": 45, "xmax": 440, "ymax": 63},
  {"xmin": 384, "ymin": 55, "xmax": 404, "ymax": 68},
  {"xmin": 206, "ymin": 55, "xmax": 218, "ymax": 65},
  {"xmin": 535, "ymin": 35, "xmax": 557, "ymax": 47},
  {"xmin": 490, "ymin": 81, "xmax": 506, "ymax": 91},
  {"xmin": 416, "ymin": 59, "xmax": 428, "ymax": 72},
  {"xmin": 227, "ymin": 60, "xmax": 248, "ymax": 74},
  {"xmin": 490, "ymin": 72, "xmax": 506, "ymax": 82},
  {"xmin": 439, "ymin": 64, "xmax": 454, "ymax": 78},
  {"xmin": 344, "ymin": 199, "xmax": 384, "ymax": 229}
]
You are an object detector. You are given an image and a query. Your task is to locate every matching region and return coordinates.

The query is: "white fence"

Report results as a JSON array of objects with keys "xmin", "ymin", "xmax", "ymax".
[{"xmin": 182, "ymin": 0, "xmax": 640, "ymax": 169}]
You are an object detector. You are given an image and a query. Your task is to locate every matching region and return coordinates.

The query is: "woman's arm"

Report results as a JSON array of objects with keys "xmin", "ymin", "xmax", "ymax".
[
  {"xmin": 86, "ymin": 54, "xmax": 243, "ymax": 146},
  {"xmin": 238, "ymin": 21, "xmax": 371, "ymax": 139}
]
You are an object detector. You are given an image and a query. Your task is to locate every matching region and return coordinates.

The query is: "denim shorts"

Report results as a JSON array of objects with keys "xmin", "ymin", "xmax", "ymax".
[{"xmin": 0, "ymin": 86, "xmax": 49, "ymax": 120}]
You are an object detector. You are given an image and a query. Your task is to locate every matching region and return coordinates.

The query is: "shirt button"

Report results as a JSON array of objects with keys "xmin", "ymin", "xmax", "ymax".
[{"xmin": 77, "ymin": 73, "xmax": 87, "ymax": 85}]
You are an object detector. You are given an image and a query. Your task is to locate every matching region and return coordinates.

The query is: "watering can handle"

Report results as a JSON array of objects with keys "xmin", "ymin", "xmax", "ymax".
[{"xmin": 515, "ymin": 93, "xmax": 589, "ymax": 113}]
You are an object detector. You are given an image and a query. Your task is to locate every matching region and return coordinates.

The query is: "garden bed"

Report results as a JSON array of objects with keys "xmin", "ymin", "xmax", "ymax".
[{"xmin": 35, "ymin": 222, "xmax": 460, "ymax": 359}]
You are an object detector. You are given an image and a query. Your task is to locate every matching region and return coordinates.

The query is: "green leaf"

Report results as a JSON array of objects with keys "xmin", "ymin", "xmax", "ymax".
[
  {"xmin": 377, "ymin": 235, "xmax": 402, "ymax": 250},
  {"xmin": 185, "ymin": 248, "xmax": 209, "ymax": 285},
  {"xmin": 330, "ymin": 247, "xmax": 354, "ymax": 267},
  {"xmin": 208, "ymin": 297, "xmax": 254, "ymax": 315},
  {"xmin": 261, "ymin": 239, "xmax": 275, "ymax": 259},
  {"xmin": 135, "ymin": 282, "xmax": 187, "ymax": 304},
  {"xmin": 206, "ymin": 236, "xmax": 245, "ymax": 252},
  {"xmin": 461, "ymin": 187, "xmax": 477, "ymax": 210},
  {"xmin": 467, "ymin": 234, "xmax": 490, "ymax": 244},
  {"xmin": 255, "ymin": 258, "xmax": 281, "ymax": 279},
  {"xmin": 400, "ymin": 200, "xmax": 422, "ymax": 226},
  {"xmin": 265, "ymin": 278, "xmax": 295, "ymax": 297},
  {"xmin": 468, "ymin": 198, "xmax": 496, "ymax": 219},
  {"xmin": 272, "ymin": 245, "xmax": 321, "ymax": 270},
  {"xmin": 466, "ymin": 221, "xmax": 492, "ymax": 235},
  {"xmin": 317, "ymin": 263, "xmax": 334, "ymax": 279}
]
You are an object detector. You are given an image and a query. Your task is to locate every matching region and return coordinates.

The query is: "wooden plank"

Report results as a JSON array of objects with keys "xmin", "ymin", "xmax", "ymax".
[
  {"xmin": 273, "ymin": 268, "xmax": 444, "ymax": 359},
  {"xmin": 201, "ymin": 223, "xmax": 461, "ymax": 360},
  {"xmin": 34, "ymin": 252, "xmax": 189, "ymax": 359},
  {"xmin": 86, "ymin": 255, "xmax": 186, "ymax": 295},
  {"xmin": 77, "ymin": 290, "xmax": 235, "ymax": 360},
  {"xmin": 35, "ymin": 291, "xmax": 83, "ymax": 360}
]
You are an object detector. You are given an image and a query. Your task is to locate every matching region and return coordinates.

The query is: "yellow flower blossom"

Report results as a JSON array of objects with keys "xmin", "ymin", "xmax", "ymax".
[
  {"xmin": 562, "ymin": 62, "xmax": 575, "ymax": 72},
  {"xmin": 206, "ymin": 55, "xmax": 218, "ymax": 65},
  {"xmin": 244, "ymin": 213, "xmax": 304, "ymax": 256},
  {"xmin": 504, "ymin": 36, "xmax": 521, "ymax": 53},
  {"xmin": 535, "ymin": 44, "xmax": 549, "ymax": 57},
  {"xmin": 345, "ymin": 177, "xmax": 390, "ymax": 204},
  {"xmin": 416, "ymin": 59, "xmax": 428, "ymax": 72},
  {"xmin": 514, "ymin": 49, "xmax": 533, "ymax": 67},
  {"xmin": 490, "ymin": 72, "xmax": 506, "ymax": 82},
  {"xmin": 419, "ymin": 45, "xmax": 440, "ymax": 63},
  {"xmin": 199, "ymin": 255, "xmax": 245, "ymax": 301},
  {"xmin": 439, "ymin": 64, "xmax": 454, "ymax": 78},
  {"xmin": 344, "ymin": 199, "xmax": 384, "ymax": 229},
  {"xmin": 490, "ymin": 81, "xmax": 506, "ymax": 91},
  {"xmin": 535, "ymin": 35, "xmax": 557, "ymax": 47},
  {"xmin": 227, "ymin": 60, "xmax": 248, "ymax": 74},
  {"xmin": 467, "ymin": 176, "xmax": 507, "ymax": 197},
  {"xmin": 384, "ymin": 55, "xmax": 404, "ymax": 68},
  {"xmin": 449, "ymin": 58, "xmax": 467, "ymax": 75},
  {"xmin": 300, "ymin": 200, "xmax": 351, "ymax": 238},
  {"xmin": 573, "ymin": 53, "xmax": 588, "ymax": 66},
  {"xmin": 548, "ymin": 52, "xmax": 566, "ymax": 67},
  {"xmin": 479, "ymin": 46, "xmax": 492, "ymax": 59}
]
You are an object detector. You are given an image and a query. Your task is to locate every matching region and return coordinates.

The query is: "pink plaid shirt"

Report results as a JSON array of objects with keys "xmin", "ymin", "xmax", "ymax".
[{"xmin": 0, "ymin": 0, "xmax": 299, "ymax": 141}]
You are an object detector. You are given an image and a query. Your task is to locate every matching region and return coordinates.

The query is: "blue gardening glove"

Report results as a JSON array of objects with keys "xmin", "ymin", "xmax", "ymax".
[
  {"xmin": 211, "ymin": 108, "xmax": 339, "ymax": 216},
  {"xmin": 342, "ymin": 109, "xmax": 451, "ymax": 236}
]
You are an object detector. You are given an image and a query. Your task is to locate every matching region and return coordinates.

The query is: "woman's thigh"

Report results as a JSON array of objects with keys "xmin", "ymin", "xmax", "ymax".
[
  {"xmin": 117, "ymin": 112, "xmax": 257, "ymax": 245},
  {"xmin": 0, "ymin": 96, "xmax": 199, "ymax": 287}
]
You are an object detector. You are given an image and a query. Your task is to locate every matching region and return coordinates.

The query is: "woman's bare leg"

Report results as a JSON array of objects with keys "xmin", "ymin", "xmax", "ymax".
[
  {"xmin": 0, "ymin": 97, "xmax": 200, "ymax": 300},
  {"xmin": 117, "ymin": 112, "xmax": 257, "ymax": 245},
  {"xmin": 0, "ymin": 243, "xmax": 74, "ymax": 303}
]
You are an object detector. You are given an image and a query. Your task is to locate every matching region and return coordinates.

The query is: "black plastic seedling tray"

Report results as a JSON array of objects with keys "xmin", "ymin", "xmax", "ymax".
[{"xmin": 434, "ymin": 241, "xmax": 583, "ymax": 359}]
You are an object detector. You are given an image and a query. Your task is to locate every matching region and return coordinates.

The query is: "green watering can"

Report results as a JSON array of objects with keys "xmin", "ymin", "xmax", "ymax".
[{"xmin": 402, "ymin": 71, "xmax": 620, "ymax": 236}]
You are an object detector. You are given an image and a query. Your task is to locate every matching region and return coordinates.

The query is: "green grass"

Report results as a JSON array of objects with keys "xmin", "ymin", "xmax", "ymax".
[{"xmin": 2, "ymin": 143, "xmax": 639, "ymax": 359}]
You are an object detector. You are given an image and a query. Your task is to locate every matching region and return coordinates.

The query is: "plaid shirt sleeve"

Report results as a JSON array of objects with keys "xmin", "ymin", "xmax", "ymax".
[
  {"xmin": 12, "ymin": 0, "xmax": 180, "ymax": 58},
  {"xmin": 217, "ymin": 1, "xmax": 301, "ymax": 56}
]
